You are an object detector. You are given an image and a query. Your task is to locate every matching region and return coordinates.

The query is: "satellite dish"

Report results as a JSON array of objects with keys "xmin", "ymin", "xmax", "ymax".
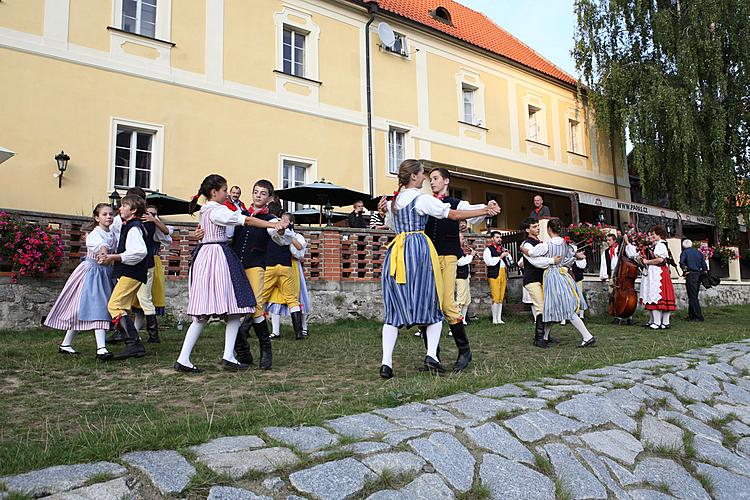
[{"xmin": 377, "ymin": 22, "xmax": 396, "ymax": 48}]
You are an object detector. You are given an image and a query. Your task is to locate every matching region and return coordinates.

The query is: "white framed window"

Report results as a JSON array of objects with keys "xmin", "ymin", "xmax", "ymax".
[
  {"xmin": 283, "ymin": 27, "xmax": 306, "ymax": 77},
  {"xmin": 462, "ymin": 84, "xmax": 476, "ymax": 124},
  {"xmin": 121, "ymin": 0, "xmax": 157, "ymax": 38},
  {"xmin": 384, "ymin": 33, "xmax": 409, "ymax": 57},
  {"xmin": 527, "ymin": 104, "xmax": 547, "ymax": 143},
  {"xmin": 281, "ymin": 159, "xmax": 310, "ymax": 212},
  {"xmin": 388, "ymin": 127, "xmax": 407, "ymax": 175},
  {"xmin": 568, "ymin": 118, "xmax": 585, "ymax": 155},
  {"xmin": 110, "ymin": 119, "xmax": 164, "ymax": 191}
]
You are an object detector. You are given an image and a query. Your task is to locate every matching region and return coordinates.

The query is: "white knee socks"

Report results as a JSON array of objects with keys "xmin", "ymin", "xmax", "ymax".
[
  {"xmin": 461, "ymin": 306, "xmax": 468, "ymax": 324},
  {"xmin": 543, "ymin": 323, "xmax": 551, "ymax": 340},
  {"xmin": 569, "ymin": 315, "xmax": 593, "ymax": 342},
  {"xmin": 662, "ymin": 311, "xmax": 671, "ymax": 326},
  {"xmin": 491, "ymin": 303, "xmax": 498, "ymax": 324},
  {"xmin": 177, "ymin": 318, "xmax": 206, "ymax": 368},
  {"xmin": 271, "ymin": 314, "xmax": 281, "ymax": 335},
  {"xmin": 302, "ymin": 313, "xmax": 308, "ymax": 332},
  {"xmin": 94, "ymin": 329, "xmax": 107, "ymax": 353},
  {"xmin": 651, "ymin": 310, "xmax": 663, "ymax": 328},
  {"xmin": 60, "ymin": 330, "xmax": 77, "ymax": 352},
  {"xmin": 496, "ymin": 304, "xmax": 504, "ymax": 324},
  {"xmin": 222, "ymin": 316, "xmax": 241, "ymax": 363},
  {"xmin": 425, "ymin": 322, "xmax": 442, "ymax": 360},
  {"xmin": 134, "ymin": 311, "xmax": 144, "ymax": 332},
  {"xmin": 381, "ymin": 324, "xmax": 399, "ymax": 367}
]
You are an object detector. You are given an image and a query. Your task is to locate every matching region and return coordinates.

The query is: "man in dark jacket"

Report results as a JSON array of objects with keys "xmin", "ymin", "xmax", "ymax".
[{"xmin": 680, "ymin": 239, "xmax": 708, "ymax": 322}]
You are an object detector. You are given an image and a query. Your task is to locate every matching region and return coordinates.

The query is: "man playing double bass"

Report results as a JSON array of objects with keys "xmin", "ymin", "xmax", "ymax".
[{"xmin": 600, "ymin": 233, "xmax": 638, "ymax": 325}]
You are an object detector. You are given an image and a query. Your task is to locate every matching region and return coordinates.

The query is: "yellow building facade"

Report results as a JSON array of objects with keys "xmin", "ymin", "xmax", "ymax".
[{"xmin": 0, "ymin": 0, "xmax": 628, "ymax": 228}]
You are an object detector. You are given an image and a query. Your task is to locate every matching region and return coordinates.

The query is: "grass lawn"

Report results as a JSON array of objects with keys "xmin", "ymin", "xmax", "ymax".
[{"xmin": 0, "ymin": 305, "xmax": 747, "ymax": 477}]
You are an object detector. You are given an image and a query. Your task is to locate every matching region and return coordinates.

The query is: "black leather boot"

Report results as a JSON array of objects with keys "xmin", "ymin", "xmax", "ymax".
[
  {"xmin": 106, "ymin": 322, "xmax": 127, "ymax": 344},
  {"xmin": 234, "ymin": 315, "xmax": 254, "ymax": 365},
  {"xmin": 291, "ymin": 311, "xmax": 305, "ymax": 340},
  {"xmin": 533, "ymin": 315, "xmax": 548, "ymax": 349},
  {"xmin": 253, "ymin": 319, "xmax": 273, "ymax": 370},
  {"xmin": 449, "ymin": 322, "xmax": 472, "ymax": 372},
  {"xmin": 145, "ymin": 315, "xmax": 160, "ymax": 343},
  {"xmin": 112, "ymin": 315, "xmax": 146, "ymax": 360}
]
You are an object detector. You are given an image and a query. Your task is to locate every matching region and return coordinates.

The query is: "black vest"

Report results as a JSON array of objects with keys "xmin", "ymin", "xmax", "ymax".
[
  {"xmin": 265, "ymin": 237, "xmax": 293, "ymax": 267},
  {"xmin": 571, "ymin": 262, "xmax": 584, "ymax": 282},
  {"xmin": 232, "ymin": 212, "xmax": 276, "ymax": 269},
  {"xmin": 522, "ymin": 237, "xmax": 545, "ymax": 285},
  {"xmin": 604, "ymin": 245, "xmax": 616, "ymax": 278},
  {"xmin": 425, "ymin": 197, "xmax": 462, "ymax": 257},
  {"xmin": 456, "ymin": 259, "xmax": 470, "ymax": 279},
  {"xmin": 113, "ymin": 219, "xmax": 148, "ymax": 283},
  {"xmin": 143, "ymin": 221, "xmax": 157, "ymax": 269},
  {"xmin": 486, "ymin": 245, "xmax": 502, "ymax": 279}
]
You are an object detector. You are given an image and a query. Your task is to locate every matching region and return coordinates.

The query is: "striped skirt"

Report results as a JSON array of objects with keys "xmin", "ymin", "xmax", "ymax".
[
  {"xmin": 382, "ymin": 232, "xmax": 443, "ymax": 328},
  {"xmin": 542, "ymin": 266, "xmax": 581, "ymax": 322},
  {"xmin": 187, "ymin": 242, "xmax": 255, "ymax": 319},
  {"xmin": 44, "ymin": 258, "xmax": 114, "ymax": 331},
  {"xmin": 265, "ymin": 259, "xmax": 310, "ymax": 316}
]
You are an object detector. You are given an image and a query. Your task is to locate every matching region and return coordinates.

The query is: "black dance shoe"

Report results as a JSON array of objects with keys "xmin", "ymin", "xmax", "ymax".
[
  {"xmin": 379, "ymin": 365, "xmax": 394, "ymax": 379},
  {"xmin": 95, "ymin": 348, "xmax": 113, "ymax": 361},
  {"xmin": 546, "ymin": 336, "xmax": 560, "ymax": 345},
  {"xmin": 578, "ymin": 336, "xmax": 597, "ymax": 348},
  {"xmin": 533, "ymin": 338, "xmax": 549, "ymax": 349},
  {"xmin": 174, "ymin": 361, "xmax": 203, "ymax": 373},
  {"xmin": 424, "ymin": 356, "xmax": 446, "ymax": 374},
  {"xmin": 221, "ymin": 359, "xmax": 250, "ymax": 371},
  {"xmin": 58, "ymin": 345, "xmax": 78, "ymax": 355}
]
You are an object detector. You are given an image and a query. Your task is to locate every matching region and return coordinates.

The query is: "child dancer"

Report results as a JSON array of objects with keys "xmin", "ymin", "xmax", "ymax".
[
  {"xmin": 378, "ymin": 159, "xmax": 498, "ymax": 378},
  {"xmin": 483, "ymin": 231, "xmax": 511, "ymax": 324},
  {"xmin": 455, "ymin": 234, "xmax": 475, "ymax": 326},
  {"xmin": 571, "ymin": 250, "xmax": 587, "ymax": 319},
  {"xmin": 174, "ymin": 175, "xmax": 285, "ymax": 373},
  {"xmin": 99, "ymin": 195, "xmax": 149, "ymax": 360},
  {"xmin": 267, "ymin": 213, "xmax": 311, "ymax": 338},
  {"xmin": 639, "ymin": 225, "xmax": 677, "ymax": 329},
  {"xmin": 524, "ymin": 218, "xmax": 596, "ymax": 348},
  {"xmin": 45, "ymin": 204, "xmax": 118, "ymax": 360}
]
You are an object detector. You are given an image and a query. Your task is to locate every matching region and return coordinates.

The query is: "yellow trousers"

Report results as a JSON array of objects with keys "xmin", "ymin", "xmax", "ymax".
[
  {"xmin": 438, "ymin": 255, "xmax": 462, "ymax": 325},
  {"xmin": 488, "ymin": 267, "xmax": 507, "ymax": 304},
  {"xmin": 268, "ymin": 258, "xmax": 301, "ymax": 306},
  {"xmin": 455, "ymin": 278, "xmax": 471, "ymax": 308},
  {"xmin": 260, "ymin": 265, "xmax": 298, "ymax": 311},
  {"xmin": 245, "ymin": 267, "xmax": 265, "ymax": 318},
  {"xmin": 108, "ymin": 276, "xmax": 142, "ymax": 318},
  {"xmin": 524, "ymin": 281, "xmax": 544, "ymax": 317}
]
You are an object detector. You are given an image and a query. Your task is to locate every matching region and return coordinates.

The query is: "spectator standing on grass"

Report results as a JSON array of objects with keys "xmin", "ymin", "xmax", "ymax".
[{"xmin": 680, "ymin": 239, "xmax": 707, "ymax": 322}]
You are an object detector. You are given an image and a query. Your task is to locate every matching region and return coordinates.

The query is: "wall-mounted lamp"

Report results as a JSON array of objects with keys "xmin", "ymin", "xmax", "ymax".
[
  {"xmin": 109, "ymin": 190, "xmax": 121, "ymax": 211},
  {"xmin": 597, "ymin": 209, "xmax": 606, "ymax": 224},
  {"xmin": 324, "ymin": 201, "xmax": 333, "ymax": 227},
  {"xmin": 54, "ymin": 150, "xmax": 70, "ymax": 188}
]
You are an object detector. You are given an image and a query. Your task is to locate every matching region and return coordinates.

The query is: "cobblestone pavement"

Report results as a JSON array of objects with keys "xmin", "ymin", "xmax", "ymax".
[{"xmin": 4, "ymin": 340, "xmax": 750, "ymax": 499}]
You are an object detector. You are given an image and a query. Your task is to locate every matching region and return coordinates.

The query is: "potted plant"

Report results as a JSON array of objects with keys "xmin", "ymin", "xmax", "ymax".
[{"xmin": 0, "ymin": 211, "xmax": 65, "ymax": 282}]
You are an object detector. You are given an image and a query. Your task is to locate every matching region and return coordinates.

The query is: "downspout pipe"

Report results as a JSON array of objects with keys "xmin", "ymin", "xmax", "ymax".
[{"xmin": 365, "ymin": 4, "xmax": 377, "ymax": 197}]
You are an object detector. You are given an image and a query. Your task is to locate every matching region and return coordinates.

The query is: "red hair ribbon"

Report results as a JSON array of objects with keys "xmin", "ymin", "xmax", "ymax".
[{"xmin": 191, "ymin": 192, "xmax": 200, "ymax": 201}]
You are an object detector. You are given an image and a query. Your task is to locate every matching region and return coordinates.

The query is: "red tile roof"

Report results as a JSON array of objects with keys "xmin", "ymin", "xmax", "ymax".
[{"xmin": 361, "ymin": 0, "xmax": 577, "ymax": 86}]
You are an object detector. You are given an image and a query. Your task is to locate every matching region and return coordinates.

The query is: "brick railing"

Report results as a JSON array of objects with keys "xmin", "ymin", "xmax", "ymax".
[{"xmin": 1, "ymin": 209, "xmax": 527, "ymax": 283}]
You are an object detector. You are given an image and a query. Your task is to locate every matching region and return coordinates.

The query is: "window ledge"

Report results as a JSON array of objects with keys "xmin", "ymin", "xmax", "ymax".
[
  {"xmin": 458, "ymin": 120, "xmax": 489, "ymax": 131},
  {"xmin": 525, "ymin": 138, "xmax": 550, "ymax": 148},
  {"xmin": 567, "ymin": 150, "xmax": 589, "ymax": 159},
  {"xmin": 107, "ymin": 26, "xmax": 175, "ymax": 47},
  {"xmin": 273, "ymin": 70, "xmax": 322, "ymax": 86}
]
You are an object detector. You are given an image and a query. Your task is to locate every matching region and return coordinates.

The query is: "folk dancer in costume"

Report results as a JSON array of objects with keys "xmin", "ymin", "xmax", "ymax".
[
  {"xmin": 130, "ymin": 204, "xmax": 172, "ymax": 344},
  {"xmin": 571, "ymin": 249, "xmax": 588, "ymax": 319},
  {"xmin": 99, "ymin": 195, "xmax": 149, "ymax": 360},
  {"xmin": 231, "ymin": 180, "xmax": 278, "ymax": 369},
  {"xmin": 378, "ymin": 159, "xmax": 498, "ymax": 378},
  {"xmin": 483, "ymin": 231, "xmax": 511, "ymax": 325},
  {"xmin": 599, "ymin": 232, "xmax": 639, "ymax": 325},
  {"xmin": 524, "ymin": 218, "xmax": 597, "ymax": 348},
  {"xmin": 455, "ymin": 233, "xmax": 476, "ymax": 326},
  {"xmin": 421, "ymin": 167, "xmax": 492, "ymax": 372},
  {"xmin": 639, "ymin": 225, "xmax": 677, "ymax": 329},
  {"xmin": 174, "ymin": 175, "xmax": 285, "ymax": 373},
  {"xmin": 519, "ymin": 217, "xmax": 562, "ymax": 348},
  {"xmin": 263, "ymin": 211, "xmax": 310, "ymax": 339},
  {"xmin": 45, "ymin": 203, "xmax": 118, "ymax": 360}
]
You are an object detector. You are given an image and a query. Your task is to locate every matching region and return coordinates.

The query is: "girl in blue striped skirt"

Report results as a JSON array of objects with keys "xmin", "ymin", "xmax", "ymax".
[
  {"xmin": 377, "ymin": 160, "xmax": 498, "ymax": 378},
  {"xmin": 526, "ymin": 218, "xmax": 596, "ymax": 348}
]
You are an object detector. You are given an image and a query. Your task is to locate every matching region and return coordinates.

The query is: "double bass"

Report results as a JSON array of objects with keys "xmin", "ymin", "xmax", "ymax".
[{"xmin": 607, "ymin": 236, "xmax": 639, "ymax": 319}]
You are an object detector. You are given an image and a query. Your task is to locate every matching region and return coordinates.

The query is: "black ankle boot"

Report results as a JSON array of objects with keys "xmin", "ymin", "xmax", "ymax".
[
  {"xmin": 533, "ymin": 315, "xmax": 548, "ymax": 349},
  {"xmin": 291, "ymin": 311, "xmax": 305, "ymax": 340},
  {"xmin": 112, "ymin": 315, "xmax": 146, "ymax": 360},
  {"xmin": 253, "ymin": 320, "xmax": 273, "ymax": 370},
  {"xmin": 106, "ymin": 325, "xmax": 127, "ymax": 344},
  {"xmin": 449, "ymin": 322, "xmax": 472, "ymax": 372},
  {"xmin": 145, "ymin": 315, "xmax": 160, "ymax": 343},
  {"xmin": 234, "ymin": 315, "xmax": 254, "ymax": 365}
]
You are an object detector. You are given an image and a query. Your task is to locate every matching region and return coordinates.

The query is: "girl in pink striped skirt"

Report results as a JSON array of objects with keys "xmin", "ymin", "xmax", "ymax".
[
  {"xmin": 174, "ymin": 174, "xmax": 286, "ymax": 373},
  {"xmin": 44, "ymin": 203, "xmax": 117, "ymax": 360}
]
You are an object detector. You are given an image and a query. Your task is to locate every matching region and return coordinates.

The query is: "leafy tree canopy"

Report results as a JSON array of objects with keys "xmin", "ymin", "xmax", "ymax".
[{"xmin": 573, "ymin": 0, "xmax": 750, "ymax": 231}]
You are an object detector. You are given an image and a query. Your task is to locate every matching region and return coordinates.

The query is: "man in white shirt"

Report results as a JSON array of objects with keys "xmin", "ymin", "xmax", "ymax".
[
  {"xmin": 483, "ymin": 231, "xmax": 511, "ymax": 324},
  {"xmin": 600, "ymin": 233, "xmax": 639, "ymax": 325}
]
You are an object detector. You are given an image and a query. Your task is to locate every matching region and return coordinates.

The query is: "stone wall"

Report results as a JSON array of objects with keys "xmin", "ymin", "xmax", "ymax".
[{"xmin": 3, "ymin": 273, "xmax": 749, "ymax": 331}]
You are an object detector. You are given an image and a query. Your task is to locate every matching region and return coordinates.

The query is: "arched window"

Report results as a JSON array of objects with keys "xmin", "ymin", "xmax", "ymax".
[{"xmin": 430, "ymin": 6, "xmax": 453, "ymax": 26}]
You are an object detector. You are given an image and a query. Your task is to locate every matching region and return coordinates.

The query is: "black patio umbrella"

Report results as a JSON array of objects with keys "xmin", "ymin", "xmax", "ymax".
[
  {"xmin": 290, "ymin": 208, "xmax": 347, "ymax": 225},
  {"xmin": 275, "ymin": 180, "xmax": 370, "ymax": 207},
  {"xmin": 145, "ymin": 193, "xmax": 200, "ymax": 216}
]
